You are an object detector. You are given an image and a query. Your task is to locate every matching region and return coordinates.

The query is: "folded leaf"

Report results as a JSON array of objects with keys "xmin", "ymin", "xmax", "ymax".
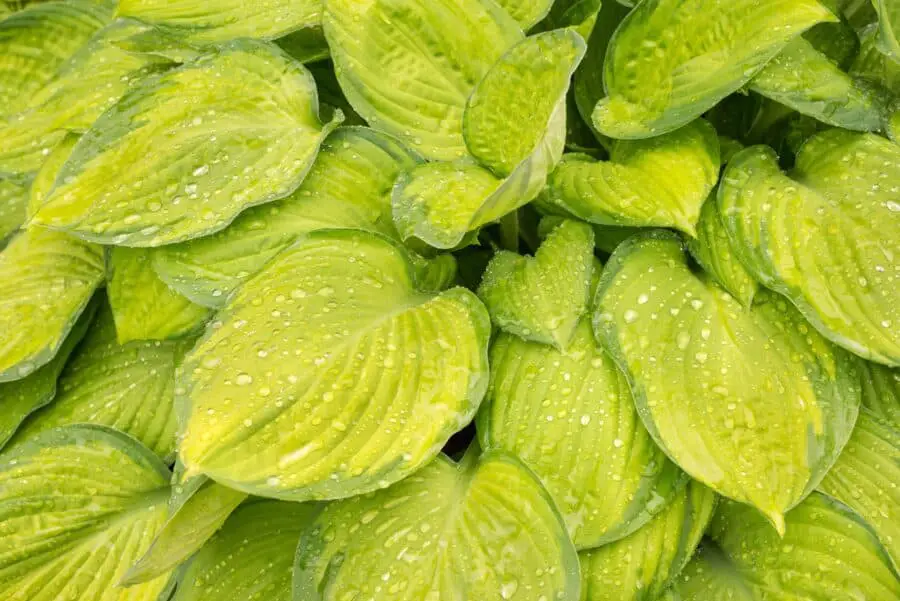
[
  {"xmin": 858, "ymin": 361, "xmax": 900, "ymax": 429},
  {"xmin": 593, "ymin": 232, "xmax": 861, "ymax": 532},
  {"xmin": 592, "ymin": 0, "xmax": 835, "ymax": 138},
  {"xmin": 178, "ymin": 230, "xmax": 490, "ymax": 500},
  {"xmin": 152, "ymin": 127, "xmax": 420, "ymax": 307},
  {"xmin": 495, "ymin": 0, "xmax": 554, "ymax": 29},
  {"xmin": 33, "ymin": 39, "xmax": 340, "ymax": 247},
  {"xmin": 668, "ymin": 544, "xmax": 756, "ymax": 601},
  {"xmin": 0, "ymin": 425, "xmax": 173, "ymax": 601},
  {"xmin": 0, "ymin": 179, "xmax": 27, "ymax": 242},
  {"xmin": 580, "ymin": 480, "xmax": 717, "ymax": 601},
  {"xmin": 478, "ymin": 219, "xmax": 594, "ymax": 349},
  {"xmin": 710, "ymin": 493, "xmax": 900, "ymax": 600},
  {"xmin": 546, "ymin": 120, "xmax": 720, "ymax": 235},
  {"xmin": 294, "ymin": 450, "xmax": 580, "ymax": 601},
  {"xmin": 718, "ymin": 131, "xmax": 900, "ymax": 365},
  {"xmin": 874, "ymin": 0, "xmax": 900, "ymax": 61},
  {"xmin": 323, "ymin": 0, "xmax": 522, "ymax": 161}
]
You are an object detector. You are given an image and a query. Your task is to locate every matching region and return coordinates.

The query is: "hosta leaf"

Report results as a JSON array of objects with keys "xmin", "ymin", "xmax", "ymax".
[
  {"xmin": 495, "ymin": 0, "xmax": 554, "ymax": 29},
  {"xmin": 478, "ymin": 219, "xmax": 594, "ymax": 350},
  {"xmin": 178, "ymin": 230, "xmax": 490, "ymax": 500},
  {"xmin": 481, "ymin": 319, "xmax": 684, "ymax": 548},
  {"xmin": 668, "ymin": 544, "xmax": 756, "ymax": 601},
  {"xmin": 874, "ymin": 0, "xmax": 900, "ymax": 61},
  {"xmin": 6, "ymin": 303, "xmax": 189, "ymax": 459},
  {"xmin": 117, "ymin": 0, "xmax": 322, "ymax": 45},
  {"xmin": 819, "ymin": 410, "xmax": 900, "ymax": 569},
  {"xmin": 152, "ymin": 127, "xmax": 421, "ymax": 308},
  {"xmin": 0, "ymin": 179, "xmax": 27, "ymax": 242},
  {"xmin": 686, "ymin": 193, "xmax": 759, "ymax": 307},
  {"xmin": 851, "ymin": 23, "xmax": 900, "ymax": 95},
  {"xmin": 718, "ymin": 131, "xmax": 900, "ymax": 365},
  {"xmin": 536, "ymin": 0, "xmax": 603, "ymax": 40},
  {"xmin": 592, "ymin": 0, "xmax": 835, "ymax": 138},
  {"xmin": 545, "ymin": 120, "xmax": 720, "ymax": 235},
  {"xmin": 32, "ymin": 39, "xmax": 340, "ymax": 247},
  {"xmin": 0, "ymin": 425, "xmax": 172, "ymax": 601},
  {"xmin": 294, "ymin": 450, "xmax": 580, "ymax": 601},
  {"xmin": 173, "ymin": 500, "xmax": 318, "ymax": 601},
  {"xmin": 858, "ymin": 361, "xmax": 900, "ymax": 429},
  {"xmin": 276, "ymin": 27, "xmax": 330, "ymax": 64},
  {"xmin": 593, "ymin": 232, "xmax": 861, "ymax": 532},
  {"xmin": 323, "ymin": 0, "xmax": 522, "ymax": 161},
  {"xmin": 580, "ymin": 481, "xmax": 717, "ymax": 601},
  {"xmin": 710, "ymin": 493, "xmax": 900, "ymax": 600},
  {"xmin": 0, "ymin": 228, "xmax": 103, "ymax": 382},
  {"xmin": 107, "ymin": 247, "xmax": 211, "ymax": 343},
  {"xmin": 26, "ymin": 132, "xmax": 78, "ymax": 220}
]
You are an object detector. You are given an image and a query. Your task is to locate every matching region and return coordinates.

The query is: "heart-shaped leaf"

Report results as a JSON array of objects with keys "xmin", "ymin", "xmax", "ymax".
[
  {"xmin": 0, "ymin": 179, "xmax": 27, "ymax": 242},
  {"xmin": 32, "ymin": 39, "xmax": 340, "ymax": 247},
  {"xmin": 719, "ymin": 131, "xmax": 900, "ymax": 366},
  {"xmin": 858, "ymin": 361, "xmax": 899, "ymax": 430},
  {"xmin": 294, "ymin": 450, "xmax": 580, "ymax": 601},
  {"xmin": 874, "ymin": 0, "xmax": 900, "ymax": 61},
  {"xmin": 478, "ymin": 219, "xmax": 594, "ymax": 349},
  {"xmin": 178, "ymin": 229, "xmax": 490, "ymax": 500},
  {"xmin": 593, "ymin": 231, "xmax": 861, "ymax": 531},
  {"xmin": 545, "ymin": 120, "xmax": 720, "ymax": 235}
]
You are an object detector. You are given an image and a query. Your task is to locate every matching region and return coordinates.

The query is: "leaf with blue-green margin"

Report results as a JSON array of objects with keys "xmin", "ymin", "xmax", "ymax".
[
  {"xmin": 107, "ymin": 247, "xmax": 211, "ymax": 343},
  {"xmin": 0, "ymin": 424, "xmax": 174, "ymax": 601},
  {"xmin": 32, "ymin": 39, "xmax": 341, "ymax": 247},
  {"xmin": 0, "ymin": 227, "xmax": 103, "ymax": 382},
  {"xmin": 819, "ymin": 409, "xmax": 900, "ymax": 570},
  {"xmin": 873, "ymin": 0, "xmax": 900, "ymax": 61},
  {"xmin": 323, "ymin": 0, "xmax": 522, "ymax": 161},
  {"xmin": 668, "ymin": 543, "xmax": 756, "ymax": 601},
  {"xmin": 686, "ymin": 192, "xmax": 758, "ymax": 307},
  {"xmin": 151, "ymin": 127, "xmax": 421, "ymax": 308},
  {"xmin": 294, "ymin": 449, "xmax": 580, "ymax": 601},
  {"xmin": 481, "ymin": 317, "xmax": 685, "ymax": 548},
  {"xmin": 0, "ymin": 179, "xmax": 28, "ymax": 242},
  {"xmin": 545, "ymin": 120, "xmax": 720, "ymax": 236},
  {"xmin": 478, "ymin": 219, "xmax": 594, "ymax": 350},
  {"xmin": 178, "ymin": 229, "xmax": 490, "ymax": 500},
  {"xmin": 494, "ymin": 0, "xmax": 554, "ymax": 29},
  {"xmin": 857, "ymin": 361, "xmax": 900, "ymax": 429},
  {"xmin": 592, "ymin": 0, "xmax": 835, "ymax": 139},
  {"xmin": 0, "ymin": 0, "xmax": 111, "ymax": 119},
  {"xmin": 718, "ymin": 131, "xmax": 900, "ymax": 366},
  {"xmin": 593, "ymin": 231, "xmax": 861, "ymax": 532},
  {"xmin": 709, "ymin": 492, "xmax": 900, "ymax": 600},
  {"xmin": 580, "ymin": 480, "xmax": 717, "ymax": 601}
]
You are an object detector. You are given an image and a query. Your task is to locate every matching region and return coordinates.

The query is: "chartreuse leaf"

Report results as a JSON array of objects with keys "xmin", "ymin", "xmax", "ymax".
[
  {"xmin": 294, "ymin": 450, "xmax": 580, "ymax": 601},
  {"xmin": 874, "ymin": 0, "xmax": 900, "ymax": 61},
  {"xmin": 0, "ymin": 179, "xmax": 28, "ymax": 242},
  {"xmin": 851, "ymin": 23, "xmax": 900, "ymax": 95},
  {"xmin": 26, "ymin": 132, "xmax": 78, "ymax": 220},
  {"xmin": 478, "ymin": 219, "xmax": 594, "ymax": 349},
  {"xmin": 718, "ymin": 131, "xmax": 900, "ymax": 365},
  {"xmin": 709, "ymin": 493, "xmax": 900, "ymax": 600},
  {"xmin": 593, "ymin": 232, "xmax": 861, "ymax": 532},
  {"xmin": 173, "ymin": 500, "xmax": 318, "ymax": 601},
  {"xmin": 323, "ymin": 0, "xmax": 522, "ymax": 161},
  {"xmin": 0, "ymin": 0, "xmax": 110, "ymax": 119},
  {"xmin": 536, "ymin": 0, "xmax": 603, "ymax": 39},
  {"xmin": 545, "ymin": 120, "xmax": 720, "ymax": 235},
  {"xmin": 592, "ymin": 0, "xmax": 835, "ymax": 138},
  {"xmin": 858, "ymin": 361, "xmax": 900, "ymax": 429},
  {"xmin": 668, "ymin": 544, "xmax": 756, "ymax": 601},
  {"xmin": 178, "ymin": 230, "xmax": 490, "ymax": 500},
  {"xmin": 0, "ymin": 425, "xmax": 173, "ymax": 601},
  {"xmin": 495, "ymin": 0, "xmax": 554, "ymax": 29},
  {"xmin": 33, "ymin": 39, "xmax": 340, "ymax": 247},
  {"xmin": 0, "ymin": 227, "xmax": 103, "ymax": 382},
  {"xmin": 117, "ymin": 0, "xmax": 321, "ymax": 44},
  {"xmin": 393, "ymin": 30, "xmax": 585, "ymax": 249},
  {"xmin": 481, "ymin": 318, "xmax": 684, "ymax": 548},
  {"xmin": 6, "ymin": 302, "xmax": 188, "ymax": 459},
  {"xmin": 686, "ymin": 193, "xmax": 759, "ymax": 307},
  {"xmin": 819, "ymin": 410, "xmax": 900, "ymax": 569},
  {"xmin": 580, "ymin": 480, "xmax": 717, "ymax": 601},
  {"xmin": 152, "ymin": 127, "xmax": 421, "ymax": 308},
  {"xmin": 107, "ymin": 247, "xmax": 211, "ymax": 343}
]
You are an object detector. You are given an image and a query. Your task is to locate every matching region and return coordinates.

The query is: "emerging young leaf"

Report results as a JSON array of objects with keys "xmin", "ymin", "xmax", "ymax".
[
  {"xmin": 592, "ymin": 0, "xmax": 835, "ymax": 138},
  {"xmin": 294, "ymin": 451, "xmax": 580, "ymax": 601},
  {"xmin": 546, "ymin": 120, "xmax": 720, "ymax": 235},
  {"xmin": 0, "ymin": 228, "xmax": 103, "ymax": 382},
  {"xmin": 579, "ymin": 480, "xmax": 717, "ymax": 601},
  {"xmin": 152, "ymin": 127, "xmax": 421, "ymax": 307},
  {"xmin": 482, "ymin": 319, "xmax": 684, "ymax": 548},
  {"xmin": 478, "ymin": 219, "xmax": 594, "ymax": 349},
  {"xmin": 858, "ymin": 361, "xmax": 900, "ymax": 430},
  {"xmin": 719, "ymin": 131, "xmax": 900, "ymax": 366},
  {"xmin": 0, "ymin": 425, "xmax": 173, "ymax": 601},
  {"xmin": 0, "ymin": 179, "xmax": 27, "ymax": 242},
  {"xmin": 323, "ymin": 0, "xmax": 522, "ymax": 161},
  {"xmin": 593, "ymin": 232, "xmax": 861, "ymax": 532},
  {"xmin": 709, "ymin": 493, "xmax": 900, "ymax": 600},
  {"xmin": 179, "ymin": 230, "xmax": 491, "ymax": 500},
  {"xmin": 494, "ymin": 0, "xmax": 554, "ymax": 29},
  {"xmin": 108, "ymin": 247, "xmax": 211, "ymax": 343},
  {"xmin": 173, "ymin": 500, "xmax": 319, "ymax": 601},
  {"xmin": 668, "ymin": 544, "xmax": 756, "ymax": 601},
  {"xmin": 33, "ymin": 39, "xmax": 340, "ymax": 247},
  {"xmin": 874, "ymin": 0, "xmax": 900, "ymax": 61}
]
